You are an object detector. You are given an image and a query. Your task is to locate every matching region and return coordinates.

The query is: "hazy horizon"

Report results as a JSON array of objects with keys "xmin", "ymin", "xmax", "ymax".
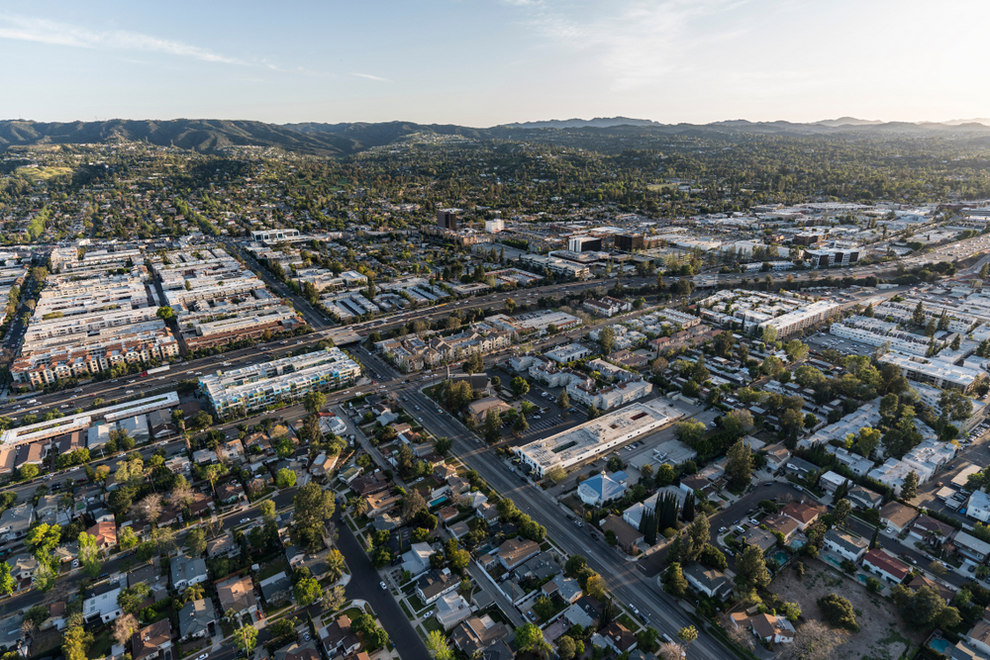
[{"xmin": 3, "ymin": 0, "xmax": 989, "ymax": 125}]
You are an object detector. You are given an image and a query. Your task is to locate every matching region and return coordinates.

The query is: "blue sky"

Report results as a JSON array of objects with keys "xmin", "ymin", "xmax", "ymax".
[{"xmin": 2, "ymin": 0, "xmax": 988, "ymax": 125}]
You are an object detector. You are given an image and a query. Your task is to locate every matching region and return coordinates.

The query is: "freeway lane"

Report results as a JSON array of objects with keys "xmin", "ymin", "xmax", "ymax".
[
  {"xmin": 400, "ymin": 388, "xmax": 732, "ymax": 660},
  {"xmin": 6, "ymin": 226, "xmax": 990, "ymax": 421}
]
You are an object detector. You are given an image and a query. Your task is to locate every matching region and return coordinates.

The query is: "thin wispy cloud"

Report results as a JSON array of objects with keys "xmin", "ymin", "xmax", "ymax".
[
  {"xmin": 349, "ymin": 72, "xmax": 390, "ymax": 83},
  {"xmin": 0, "ymin": 14, "xmax": 244, "ymax": 64}
]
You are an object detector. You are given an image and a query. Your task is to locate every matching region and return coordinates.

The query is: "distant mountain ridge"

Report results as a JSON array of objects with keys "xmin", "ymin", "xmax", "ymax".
[
  {"xmin": 497, "ymin": 116, "xmax": 662, "ymax": 129},
  {"xmin": 2, "ymin": 116, "xmax": 990, "ymax": 156}
]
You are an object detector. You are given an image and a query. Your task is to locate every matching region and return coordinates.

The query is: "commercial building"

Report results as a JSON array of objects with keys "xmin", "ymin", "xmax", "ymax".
[
  {"xmin": 567, "ymin": 236, "xmax": 603, "ymax": 252},
  {"xmin": 518, "ymin": 254, "xmax": 591, "ymax": 279},
  {"xmin": 513, "ymin": 398, "xmax": 684, "ymax": 477},
  {"xmin": 437, "ymin": 208, "xmax": 461, "ymax": 230},
  {"xmin": 803, "ymin": 244, "xmax": 860, "ymax": 268},
  {"xmin": 200, "ymin": 347, "xmax": 361, "ymax": 419}
]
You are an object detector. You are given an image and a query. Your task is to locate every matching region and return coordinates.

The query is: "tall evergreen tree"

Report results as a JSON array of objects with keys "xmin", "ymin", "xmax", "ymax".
[
  {"xmin": 681, "ymin": 493, "xmax": 696, "ymax": 523},
  {"xmin": 639, "ymin": 510, "xmax": 658, "ymax": 545}
]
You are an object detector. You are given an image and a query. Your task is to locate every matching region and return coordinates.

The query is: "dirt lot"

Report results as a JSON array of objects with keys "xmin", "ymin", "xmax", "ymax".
[{"xmin": 771, "ymin": 559, "xmax": 920, "ymax": 659}]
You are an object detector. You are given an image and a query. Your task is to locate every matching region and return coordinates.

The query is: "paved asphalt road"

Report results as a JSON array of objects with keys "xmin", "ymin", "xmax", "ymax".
[
  {"xmin": 335, "ymin": 513, "xmax": 431, "ymax": 660},
  {"xmin": 400, "ymin": 387, "xmax": 735, "ymax": 660},
  {"xmin": 8, "ymin": 222, "xmax": 973, "ymax": 423}
]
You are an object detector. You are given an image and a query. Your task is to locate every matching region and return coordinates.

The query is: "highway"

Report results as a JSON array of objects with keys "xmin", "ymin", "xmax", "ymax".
[{"xmin": 8, "ymin": 224, "xmax": 990, "ymax": 422}]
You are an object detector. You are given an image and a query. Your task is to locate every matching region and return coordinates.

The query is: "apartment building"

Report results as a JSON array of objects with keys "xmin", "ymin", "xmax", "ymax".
[
  {"xmin": 200, "ymin": 347, "xmax": 361, "ymax": 418},
  {"xmin": 698, "ymin": 289, "xmax": 842, "ymax": 338}
]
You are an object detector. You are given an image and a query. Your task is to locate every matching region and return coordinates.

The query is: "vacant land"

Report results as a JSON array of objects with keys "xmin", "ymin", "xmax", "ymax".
[{"xmin": 771, "ymin": 559, "xmax": 918, "ymax": 659}]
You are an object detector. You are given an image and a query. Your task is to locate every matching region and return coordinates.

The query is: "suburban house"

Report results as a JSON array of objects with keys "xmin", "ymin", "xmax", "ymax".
[
  {"xmin": 909, "ymin": 515, "xmax": 956, "ymax": 546},
  {"xmin": 880, "ymin": 501, "xmax": 918, "ymax": 534},
  {"xmin": 861, "ymin": 549, "xmax": 910, "ymax": 584},
  {"xmin": 416, "ymin": 568, "xmax": 459, "ymax": 605},
  {"xmin": 216, "ymin": 576, "xmax": 259, "ymax": 618},
  {"xmin": 131, "ymin": 619, "xmax": 172, "ymax": 660},
  {"xmin": 451, "ymin": 615, "xmax": 509, "ymax": 656},
  {"xmin": 682, "ymin": 564, "xmax": 733, "ymax": 600},
  {"xmin": 954, "ymin": 531, "xmax": 990, "ymax": 563},
  {"xmin": 847, "ymin": 486, "xmax": 884, "ymax": 510},
  {"xmin": 435, "ymin": 591, "xmax": 473, "ymax": 630},
  {"xmin": 319, "ymin": 615, "xmax": 361, "ymax": 658},
  {"xmin": 170, "ymin": 554, "xmax": 208, "ymax": 591},
  {"xmin": 823, "ymin": 529, "xmax": 869, "ymax": 562},
  {"xmin": 781, "ymin": 501, "xmax": 821, "ymax": 531},
  {"xmin": 496, "ymin": 538, "xmax": 540, "ymax": 571},
  {"xmin": 178, "ymin": 598, "xmax": 216, "ymax": 640}
]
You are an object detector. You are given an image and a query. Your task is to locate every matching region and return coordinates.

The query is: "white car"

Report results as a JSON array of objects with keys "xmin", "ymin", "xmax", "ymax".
[{"xmin": 379, "ymin": 581, "xmax": 387, "ymax": 590}]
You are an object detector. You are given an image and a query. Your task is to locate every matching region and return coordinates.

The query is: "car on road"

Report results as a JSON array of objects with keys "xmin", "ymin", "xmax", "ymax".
[
  {"xmin": 196, "ymin": 654, "xmax": 209, "ymax": 660},
  {"xmin": 240, "ymin": 518, "xmax": 250, "ymax": 523},
  {"xmin": 379, "ymin": 581, "xmax": 387, "ymax": 590}
]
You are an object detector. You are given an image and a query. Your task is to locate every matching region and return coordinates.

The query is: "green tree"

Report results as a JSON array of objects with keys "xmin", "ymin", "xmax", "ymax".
[
  {"xmin": 118, "ymin": 526, "xmax": 138, "ymax": 550},
  {"xmin": 735, "ymin": 544, "xmax": 771, "ymax": 591},
  {"xmin": 303, "ymin": 391, "xmax": 327, "ymax": 415},
  {"xmin": 818, "ymin": 593, "xmax": 859, "ymax": 631},
  {"xmin": 186, "ymin": 528, "xmax": 207, "ymax": 556},
  {"xmin": 721, "ymin": 409, "xmax": 753, "ymax": 438},
  {"xmin": 675, "ymin": 419, "xmax": 706, "ymax": 445},
  {"xmin": 291, "ymin": 481, "xmax": 335, "ymax": 552},
  {"xmin": 293, "ymin": 575, "xmax": 321, "ymax": 606},
  {"xmin": 678, "ymin": 626, "xmax": 698, "ymax": 645},
  {"xmin": 62, "ymin": 624, "xmax": 93, "ymax": 660},
  {"xmin": 557, "ymin": 635, "xmax": 577, "ymax": 660},
  {"xmin": 599, "ymin": 326, "xmax": 616, "ymax": 355},
  {"xmin": 832, "ymin": 498, "xmax": 852, "ymax": 526},
  {"xmin": 901, "ymin": 470, "xmax": 919, "ymax": 499},
  {"xmin": 77, "ymin": 532, "xmax": 102, "ymax": 577},
  {"xmin": 557, "ymin": 390, "xmax": 570, "ymax": 409},
  {"xmin": 276, "ymin": 468, "xmax": 297, "ymax": 489},
  {"xmin": 425, "ymin": 629, "xmax": 454, "ymax": 660},
  {"xmin": 233, "ymin": 623, "xmax": 258, "ymax": 658},
  {"xmin": 0, "ymin": 561, "xmax": 14, "ymax": 595},
  {"xmin": 725, "ymin": 439, "xmax": 754, "ymax": 490},
  {"xmin": 510, "ymin": 376, "xmax": 530, "ymax": 398},
  {"xmin": 857, "ymin": 427, "xmax": 882, "ymax": 458},
  {"xmin": 482, "ymin": 410, "xmax": 502, "ymax": 444},
  {"xmin": 25, "ymin": 523, "xmax": 61, "ymax": 561},
  {"xmin": 663, "ymin": 562, "xmax": 688, "ymax": 597},
  {"xmin": 514, "ymin": 623, "xmax": 551, "ymax": 655},
  {"xmin": 18, "ymin": 464, "xmax": 39, "ymax": 481}
]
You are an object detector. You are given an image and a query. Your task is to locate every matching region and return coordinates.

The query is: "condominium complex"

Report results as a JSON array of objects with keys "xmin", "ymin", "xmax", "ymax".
[
  {"xmin": 376, "ymin": 321, "xmax": 513, "ymax": 372},
  {"xmin": 698, "ymin": 289, "xmax": 842, "ymax": 338},
  {"xmin": 511, "ymin": 353, "xmax": 654, "ymax": 411},
  {"xmin": 513, "ymin": 398, "xmax": 684, "ymax": 477},
  {"xmin": 151, "ymin": 247, "xmax": 304, "ymax": 351},
  {"xmin": 878, "ymin": 351, "xmax": 985, "ymax": 392},
  {"xmin": 200, "ymin": 347, "xmax": 361, "ymax": 418},
  {"xmin": 11, "ymin": 269, "xmax": 179, "ymax": 387},
  {"xmin": 830, "ymin": 315, "xmax": 945, "ymax": 356}
]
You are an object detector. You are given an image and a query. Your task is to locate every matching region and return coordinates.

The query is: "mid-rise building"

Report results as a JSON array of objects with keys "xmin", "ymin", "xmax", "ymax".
[{"xmin": 200, "ymin": 347, "xmax": 361, "ymax": 418}]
